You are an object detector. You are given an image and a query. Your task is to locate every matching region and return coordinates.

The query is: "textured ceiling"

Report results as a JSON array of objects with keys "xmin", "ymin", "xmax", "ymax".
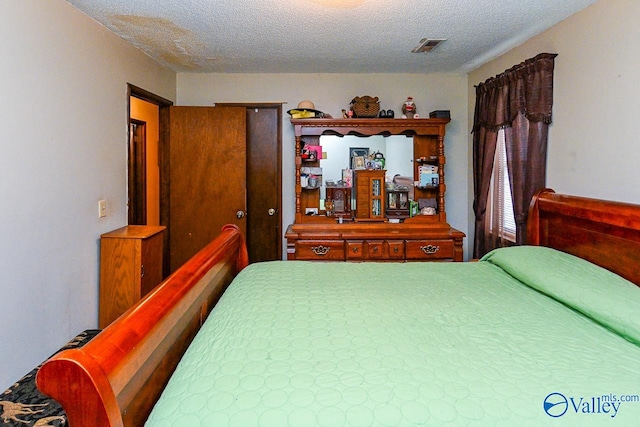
[{"xmin": 66, "ymin": 0, "xmax": 597, "ymax": 73}]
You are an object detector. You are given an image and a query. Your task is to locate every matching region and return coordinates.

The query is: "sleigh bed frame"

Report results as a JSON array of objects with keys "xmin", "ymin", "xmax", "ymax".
[{"xmin": 36, "ymin": 189, "xmax": 640, "ymax": 426}]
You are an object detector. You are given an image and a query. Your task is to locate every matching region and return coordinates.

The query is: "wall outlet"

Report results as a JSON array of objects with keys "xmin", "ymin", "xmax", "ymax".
[{"xmin": 98, "ymin": 199, "xmax": 107, "ymax": 218}]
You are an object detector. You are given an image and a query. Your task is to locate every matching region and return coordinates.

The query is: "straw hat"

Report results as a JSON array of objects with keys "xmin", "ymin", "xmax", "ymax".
[{"xmin": 287, "ymin": 100, "xmax": 323, "ymax": 118}]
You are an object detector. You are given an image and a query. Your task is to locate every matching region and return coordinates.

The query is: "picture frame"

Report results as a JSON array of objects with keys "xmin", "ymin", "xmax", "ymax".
[
  {"xmin": 350, "ymin": 147, "xmax": 369, "ymax": 169},
  {"xmin": 307, "ymin": 145, "xmax": 322, "ymax": 160},
  {"xmin": 353, "ymin": 156, "xmax": 366, "ymax": 169}
]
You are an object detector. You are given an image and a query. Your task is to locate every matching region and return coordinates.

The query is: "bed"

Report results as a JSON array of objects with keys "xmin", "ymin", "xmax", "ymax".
[{"xmin": 36, "ymin": 189, "xmax": 640, "ymax": 426}]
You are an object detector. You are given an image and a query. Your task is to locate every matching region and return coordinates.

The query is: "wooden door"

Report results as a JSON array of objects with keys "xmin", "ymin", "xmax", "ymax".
[
  {"xmin": 168, "ymin": 106, "xmax": 246, "ymax": 272},
  {"xmin": 245, "ymin": 106, "xmax": 282, "ymax": 263}
]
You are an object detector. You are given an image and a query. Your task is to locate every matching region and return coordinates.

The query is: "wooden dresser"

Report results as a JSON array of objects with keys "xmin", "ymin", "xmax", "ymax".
[
  {"xmin": 286, "ymin": 118, "xmax": 465, "ymax": 262},
  {"xmin": 286, "ymin": 222, "xmax": 464, "ymax": 261},
  {"xmin": 99, "ymin": 225, "xmax": 165, "ymax": 327}
]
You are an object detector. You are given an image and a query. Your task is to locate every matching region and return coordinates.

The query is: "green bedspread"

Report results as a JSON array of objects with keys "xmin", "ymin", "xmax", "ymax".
[{"xmin": 146, "ymin": 246, "xmax": 640, "ymax": 426}]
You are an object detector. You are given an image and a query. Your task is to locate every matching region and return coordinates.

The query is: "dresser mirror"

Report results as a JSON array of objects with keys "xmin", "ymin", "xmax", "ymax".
[
  {"xmin": 290, "ymin": 118, "xmax": 450, "ymax": 225},
  {"xmin": 319, "ymin": 135, "xmax": 413, "ymax": 208}
]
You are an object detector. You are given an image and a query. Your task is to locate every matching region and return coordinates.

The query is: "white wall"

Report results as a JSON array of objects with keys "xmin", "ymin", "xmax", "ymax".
[
  {"xmin": 0, "ymin": 1, "xmax": 175, "ymax": 389},
  {"xmin": 176, "ymin": 73, "xmax": 470, "ymax": 259},
  {"xmin": 468, "ymin": 0, "xmax": 640, "ymax": 215}
]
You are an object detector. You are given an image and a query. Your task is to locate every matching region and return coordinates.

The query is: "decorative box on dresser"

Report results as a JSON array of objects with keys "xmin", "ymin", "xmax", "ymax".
[
  {"xmin": 325, "ymin": 186, "xmax": 351, "ymax": 218},
  {"xmin": 99, "ymin": 225, "xmax": 165, "ymax": 328},
  {"xmin": 285, "ymin": 118, "xmax": 465, "ymax": 262},
  {"xmin": 354, "ymin": 169, "xmax": 386, "ymax": 221}
]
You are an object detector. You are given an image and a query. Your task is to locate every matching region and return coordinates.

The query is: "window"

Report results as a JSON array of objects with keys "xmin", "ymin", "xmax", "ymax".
[{"xmin": 488, "ymin": 129, "xmax": 516, "ymax": 242}]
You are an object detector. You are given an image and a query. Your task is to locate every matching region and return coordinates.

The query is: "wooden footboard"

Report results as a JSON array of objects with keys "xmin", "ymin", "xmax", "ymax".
[
  {"xmin": 36, "ymin": 224, "xmax": 248, "ymax": 427},
  {"xmin": 528, "ymin": 189, "xmax": 640, "ymax": 286}
]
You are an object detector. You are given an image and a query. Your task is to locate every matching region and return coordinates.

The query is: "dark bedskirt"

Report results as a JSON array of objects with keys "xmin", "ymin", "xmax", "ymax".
[{"xmin": 0, "ymin": 329, "xmax": 100, "ymax": 426}]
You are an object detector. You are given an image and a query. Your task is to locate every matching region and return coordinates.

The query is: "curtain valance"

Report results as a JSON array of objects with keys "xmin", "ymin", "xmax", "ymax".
[{"xmin": 473, "ymin": 53, "xmax": 557, "ymax": 132}]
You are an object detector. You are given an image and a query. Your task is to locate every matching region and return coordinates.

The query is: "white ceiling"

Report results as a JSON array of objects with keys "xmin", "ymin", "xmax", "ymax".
[{"xmin": 66, "ymin": 0, "xmax": 597, "ymax": 74}]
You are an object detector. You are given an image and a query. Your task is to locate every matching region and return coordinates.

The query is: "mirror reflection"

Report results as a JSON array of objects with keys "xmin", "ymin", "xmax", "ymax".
[{"xmin": 319, "ymin": 135, "xmax": 413, "ymax": 203}]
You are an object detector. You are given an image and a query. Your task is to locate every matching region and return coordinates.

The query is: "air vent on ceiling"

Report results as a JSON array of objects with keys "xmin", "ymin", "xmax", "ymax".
[{"xmin": 411, "ymin": 38, "xmax": 446, "ymax": 53}]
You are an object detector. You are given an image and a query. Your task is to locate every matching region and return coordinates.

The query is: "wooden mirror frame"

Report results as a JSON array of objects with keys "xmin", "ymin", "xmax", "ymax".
[{"xmin": 291, "ymin": 118, "xmax": 450, "ymax": 223}]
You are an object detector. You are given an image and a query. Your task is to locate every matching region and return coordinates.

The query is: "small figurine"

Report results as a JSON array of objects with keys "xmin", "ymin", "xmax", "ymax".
[
  {"xmin": 420, "ymin": 206, "xmax": 436, "ymax": 215},
  {"xmin": 325, "ymin": 200, "xmax": 334, "ymax": 217},
  {"xmin": 402, "ymin": 97, "xmax": 416, "ymax": 119}
]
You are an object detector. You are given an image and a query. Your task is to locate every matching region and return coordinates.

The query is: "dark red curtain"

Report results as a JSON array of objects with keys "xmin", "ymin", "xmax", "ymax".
[{"xmin": 472, "ymin": 53, "xmax": 557, "ymax": 258}]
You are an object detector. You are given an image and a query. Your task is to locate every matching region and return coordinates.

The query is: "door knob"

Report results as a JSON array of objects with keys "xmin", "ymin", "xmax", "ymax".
[
  {"xmin": 236, "ymin": 210, "xmax": 245, "ymax": 219},
  {"xmin": 268, "ymin": 208, "xmax": 276, "ymax": 216}
]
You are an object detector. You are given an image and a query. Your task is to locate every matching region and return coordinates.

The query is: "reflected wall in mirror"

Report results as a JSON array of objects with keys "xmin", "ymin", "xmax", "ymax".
[{"xmin": 319, "ymin": 135, "xmax": 413, "ymax": 203}]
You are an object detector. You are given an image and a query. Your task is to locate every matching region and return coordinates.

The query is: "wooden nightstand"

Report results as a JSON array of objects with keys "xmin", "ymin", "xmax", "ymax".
[{"xmin": 99, "ymin": 225, "xmax": 165, "ymax": 327}]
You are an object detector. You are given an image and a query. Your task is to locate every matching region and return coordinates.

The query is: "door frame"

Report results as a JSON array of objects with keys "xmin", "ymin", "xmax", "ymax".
[{"xmin": 127, "ymin": 84, "xmax": 173, "ymax": 275}]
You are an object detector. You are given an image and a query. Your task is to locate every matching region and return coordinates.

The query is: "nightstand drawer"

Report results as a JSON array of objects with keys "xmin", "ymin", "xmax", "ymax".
[
  {"xmin": 295, "ymin": 240, "xmax": 345, "ymax": 260},
  {"xmin": 405, "ymin": 239, "xmax": 455, "ymax": 260}
]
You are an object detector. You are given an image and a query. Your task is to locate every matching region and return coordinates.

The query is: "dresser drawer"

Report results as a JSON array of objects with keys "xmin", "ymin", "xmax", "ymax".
[
  {"xmin": 386, "ymin": 240, "xmax": 405, "ymax": 260},
  {"xmin": 405, "ymin": 239, "xmax": 455, "ymax": 260},
  {"xmin": 346, "ymin": 240, "xmax": 365, "ymax": 260},
  {"xmin": 295, "ymin": 240, "xmax": 345, "ymax": 260},
  {"xmin": 346, "ymin": 240, "xmax": 405, "ymax": 260},
  {"xmin": 366, "ymin": 240, "xmax": 386, "ymax": 259}
]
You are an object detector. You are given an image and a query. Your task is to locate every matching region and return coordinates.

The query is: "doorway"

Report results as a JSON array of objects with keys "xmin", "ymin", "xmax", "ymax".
[
  {"xmin": 127, "ymin": 84, "xmax": 173, "ymax": 275},
  {"xmin": 128, "ymin": 119, "xmax": 147, "ymax": 225}
]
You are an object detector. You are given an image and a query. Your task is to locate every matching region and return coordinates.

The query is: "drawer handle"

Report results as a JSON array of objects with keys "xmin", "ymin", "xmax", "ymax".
[
  {"xmin": 352, "ymin": 247, "xmax": 359, "ymax": 253},
  {"xmin": 420, "ymin": 245, "xmax": 440, "ymax": 255},
  {"xmin": 393, "ymin": 247, "xmax": 399, "ymax": 253},
  {"xmin": 312, "ymin": 245, "xmax": 330, "ymax": 256}
]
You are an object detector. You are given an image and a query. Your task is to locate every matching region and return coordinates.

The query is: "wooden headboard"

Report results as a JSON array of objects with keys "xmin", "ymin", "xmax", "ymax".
[
  {"xmin": 36, "ymin": 224, "xmax": 248, "ymax": 427},
  {"xmin": 528, "ymin": 189, "xmax": 640, "ymax": 286}
]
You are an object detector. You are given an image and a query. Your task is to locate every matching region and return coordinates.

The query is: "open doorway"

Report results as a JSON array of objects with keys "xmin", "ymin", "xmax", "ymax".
[
  {"xmin": 129, "ymin": 101, "xmax": 159, "ymax": 225},
  {"xmin": 128, "ymin": 85, "xmax": 172, "ymax": 225},
  {"xmin": 128, "ymin": 119, "xmax": 147, "ymax": 225},
  {"xmin": 127, "ymin": 84, "xmax": 173, "ymax": 274}
]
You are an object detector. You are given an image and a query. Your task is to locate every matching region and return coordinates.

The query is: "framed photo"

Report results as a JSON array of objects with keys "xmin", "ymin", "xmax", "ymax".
[
  {"xmin": 353, "ymin": 156, "xmax": 366, "ymax": 169},
  {"xmin": 350, "ymin": 147, "xmax": 369, "ymax": 169},
  {"xmin": 307, "ymin": 145, "xmax": 322, "ymax": 160}
]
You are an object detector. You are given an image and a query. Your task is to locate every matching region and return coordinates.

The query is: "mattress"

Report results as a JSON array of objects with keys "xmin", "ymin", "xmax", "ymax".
[{"xmin": 146, "ymin": 246, "xmax": 640, "ymax": 426}]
